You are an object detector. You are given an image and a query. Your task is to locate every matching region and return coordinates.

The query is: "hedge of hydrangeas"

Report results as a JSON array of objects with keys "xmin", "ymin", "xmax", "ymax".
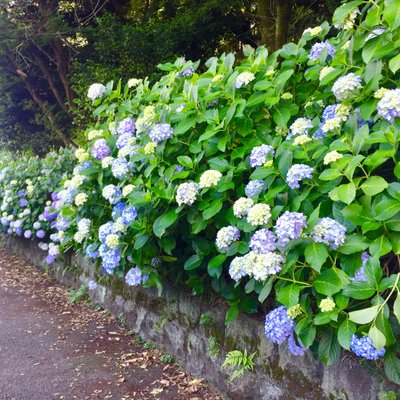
[
  {"xmin": 2, "ymin": 0, "xmax": 400, "ymax": 383},
  {"xmin": 0, "ymin": 149, "xmax": 75, "ymax": 260}
]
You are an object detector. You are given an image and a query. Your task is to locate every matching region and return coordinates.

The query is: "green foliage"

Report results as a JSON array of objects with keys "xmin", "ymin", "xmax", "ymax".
[
  {"xmin": 69, "ymin": 284, "xmax": 89, "ymax": 304},
  {"xmin": 222, "ymin": 349, "xmax": 256, "ymax": 381},
  {"xmin": 208, "ymin": 336, "xmax": 221, "ymax": 357},
  {"xmin": 159, "ymin": 354, "xmax": 175, "ymax": 363},
  {"xmin": 199, "ymin": 313, "xmax": 215, "ymax": 326}
]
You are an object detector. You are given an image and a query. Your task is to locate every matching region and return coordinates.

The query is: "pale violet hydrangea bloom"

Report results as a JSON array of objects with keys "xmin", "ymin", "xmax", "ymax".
[
  {"xmin": 216, "ymin": 226, "xmax": 240, "ymax": 251},
  {"xmin": 247, "ymin": 204, "xmax": 271, "ymax": 226},
  {"xmin": 199, "ymin": 170, "xmax": 222, "ymax": 189},
  {"xmin": 377, "ymin": 89, "xmax": 400, "ymax": 122},
  {"xmin": 126, "ymin": 266, "xmax": 148, "ymax": 286},
  {"xmin": 332, "ymin": 73, "xmax": 362, "ymax": 101},
  {"xmin": 249, "ymin": 145, "xmax": 275, "ymax": 167},
  {"xmin": 309, "ymin": 42, "xmax": 336, "ymax": 61},
  {"xmin": 351, "ymin": 252, "xmax": 371, "ymax": 282},
  {"xmin": 87, "ymin": 280, "xmax": 98, "ymax": 290},
  {"xmin": 312, "ymin": 217, "xmax": 346, "ymax": 249},
  {"xmin": 235, "ymin": 72, "xmax": 255, "ymax": 89},
  {"xmin": 289, "ymin": 118, "xmax": 313, "ymax": 138},
  {"xmin": 245, "ymin": 180, "xmax": 265, "ymax": 197},
  {"xmin": 288, "ymin": 333, "xmax": 308, "ymax": 356},
  {"xmin": 249, "ymin": 229, "xmax": 277, "ymax": 253},
  {"xmin": 149, "ymin": 124, "xmax": 174, "ymax": 143},
  {"xmin": 350, "ymin": 335, "xmax": 385, "ymax": 360},
  {"xmin": 229, "ymin": 256, "xmax": 248, "ymax": 282},
  {"xmin": 87, "ymin": 83, "xmax": 105, "ymax": 100},
  {"xmin": 176, "ymin": 182, "xmax": 199, "ymax": 206},
  {"xmin": 275, "ymin": 212, "xmax": 307, "ymax": 248},
  {"xmin": 233, "ymin": 197, "xmax": 254, "ymax": 218},
  {"xmin": 117, "ymin": 117, "xmax": 136, "ymax": 135},
  {"xmin": 92, "ymin": 139, "xmax": 111, "ymax": 160},
  {"xmin": 286, "ymin": 164, "xmax": 313, "ymax": 189},
  {"xmin": 111, "ymin": 158, "xmax": 129, "ymax": 179}
]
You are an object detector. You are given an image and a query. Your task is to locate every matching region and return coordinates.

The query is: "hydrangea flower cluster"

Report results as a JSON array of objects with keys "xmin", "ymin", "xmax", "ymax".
[
  {"xmin": 117, "ymin": 117, "xmax": 136, "ymax": 135},
  {"xmin": 249, "ymin": 229, "xmax": 277, "ymax": 253},
  {"xmin": 286, "ymin": 164, "xmax": 313, "ymax": 189},
  {"xmin": 111, "ymin": 158, "xmax": 129, "ymax": 179},
  {"xmin": 102, "ymin": 185, "xmax": 122, "ymax": 204},
  {"xmin": 199, "ymin": 170, "xmax": 222, "ymax": 189},
  {"xmin": 176, "ymin": 182, "xmax": 199, "ymax": 206},
  {"xmin": 233, "ymin": 197, "xmax": 254, "ymax": 218},
  {"xmin": 332, "ymin": 73, "xmax": 362, "ymax": 101},
  {"xmin": 247, "ymin": 204, "xmax": 271, "ymax": 226},
  {"xmin": 309, "ymin": 42, "xmax": 336, "ymax": 61},
  {"xmin": 377, "ymin": 89, "xmax": 400, "ymax": 122},
  {"xmin": 275, "ymin": 212, "xmax": 307, "ymax": 248},
  {"xmin": 351, "ymin": 252, "xmax": 371, "ymax": 282},
  {"xmin": 288, "ymin": 118, "xmax": 313, "ymax": 138},
  {"xmin": 245, "ymin": 180, "xmax": 265, "ymax": 197},
  {"xmin": 92, "ymin": 139, "xmax": 111, "ymax": 160},
  {"xmin": 87, "ymin": 83, "xmax": 106, "ymax": 100},
  {"xmin": 350, "ymin": 335, "xmax": 385, "ymax": 360},
  {"xmin": 312, "ymin": 218, "xmax": 346, "ymax": 249},
  {"xmin": 249, "ymin": 145, "xmax": 275, "ymax": 167},
  {"xmin": 149, "ymin": 124, "xmax": 174, "ymax": 143},
  {"xmin": 178, "ymin": 67, "xmax": 194, "ymax": 77},
  {"xmin": 235, "ymin": 72, "xmax": 255, "ymax": 88},
  {"xmin": 216, "ymin": 226, "xmax": 240, "ymax": 251},
  {"xmin": 126, "ymin": 266, "xmax": 148, "ymax": 286}
]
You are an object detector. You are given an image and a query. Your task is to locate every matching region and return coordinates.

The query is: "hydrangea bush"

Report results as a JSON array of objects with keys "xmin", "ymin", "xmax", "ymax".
[
  {"xmin": 5, "ymin": 0, "xmax": 400, "ymax": 383},
  {"xmin": 0, "ymin": 149, "xmax": 75, "ymax": 259}
]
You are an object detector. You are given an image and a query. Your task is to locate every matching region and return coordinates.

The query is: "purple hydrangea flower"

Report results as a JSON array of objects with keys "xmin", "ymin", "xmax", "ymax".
[
  {"xmin": 88, "ymin": 280, "xmax": 98, "ymax": 290},
  {"xmin": 216, "ymin": 226, "xmax": 240, "ymax": 251},
  {"xmin": 351, "ymin": 252, "xmax": 371, "ymax": 282},
  {"xmin": 117, "ymin": 117, "xmax": 136, "ymax": 136},
  {"xmin": 24, "ymin": 230, "xmax": 32, "ymax": 239},
  {"xmin": 350, "ymin": 335, "xmax": 385, "ymax": 360},
  {"xmin": 249, "ymin": 229, "xmax": 277, "ymax": 253},
  {"xmin": 46, "ymin": 254, "xmax": 55, "ymax": 264},
  {"xmin": 286, "ymin": 164, "xmax": 313, "ymax": 189},
  {"xmin": 121, "ymin": 206, "xmax": 138, "ymax": 225},
  {"xmin": 19, "ymin": 198, "xmax": 28, "ymax": 207},
  {"xmin": 149, "ymin": 124, "xmax": 174, "ymax": 143},
  {"xmin": 275, "ymin": 211, "xmax": 307, "ymax": 248},
  {"xmin": 17, "ymin": 189, "xmax": 25, "ymax": 197},
  {"xmin": 126, "ymin": 266, "xmax": 148, "ymax": 286},
  {"xmin": 16, "ymin": 228, "xmax": 22, "ymax": 236},
  {"xmin": 264, "ymin": 306, "xmax": 294, "ymax": 345},
  {"xmin": 245, "ymin": 180, "xmax": 265, "ymax": 197},
  {"xmin": 178, "ymin": 67, "xmax": 194, "ymax": 77},
  {"xmin": 36, "ymin": 230, "xmax": 45, "ymax": 239},
  {"xmin": 111, "ymin": 158, "xmax": 129, "ymax": 179},
  {"xmin": 55, "ymin": 217, "xmax": 70, "ymax": 232},
  {"xmin": 309, "ymin": 42, "xmax": 336, "ymax": 61},
  {"xmin": 312, "ymin": 217, "xmax": 346, "ymax": 249},
  {"xmin": 288, "ymin": 332, "xmax": 308, "ymax": 356},
  {"xmin": 377, "ymin": 89, "xmax": 400, "ymax": 122},
  {"xmin": 92, "ymin": 139, "xmax": 111, "ymax": 160},
  {"xmin": 249, "ymin": 145, "xmax": 275, "ymax": 168}
]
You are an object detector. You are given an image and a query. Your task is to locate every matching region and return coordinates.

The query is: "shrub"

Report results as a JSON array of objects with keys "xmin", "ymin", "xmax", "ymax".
[{"xmin": 3, "ymin": 0, "xmax": 400, "ymax": 384}]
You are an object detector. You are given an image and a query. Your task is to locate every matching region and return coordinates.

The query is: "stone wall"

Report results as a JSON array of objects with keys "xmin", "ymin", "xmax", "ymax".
[{"xmin": 4, "ymin": 236, "xmax": 398, "ymax": 399}]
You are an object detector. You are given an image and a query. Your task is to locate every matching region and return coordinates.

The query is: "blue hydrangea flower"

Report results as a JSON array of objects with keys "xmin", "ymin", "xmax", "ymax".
[
  {"xmin": 286, "ymin": 164, "xmax": 313, "ymax": 189},
  {"xmin": 16, "ymin": 228, "xmax": 22, "ymax": 236},
  {"xmin": 99, "ymin": 221, "xmax": 118, "ymax": 244},
  {"xmin": 264, "ymin": 306, "xmax": 295, "ymax": 345},
  {"xmin": 117, "ymin": 117, "xmax": 136, "ymax": 135},
  {"xmin": 86, "ymin": 244, "xmax": 99, "ymax": 259},
  {"xmin": 116, "ymin": 132, "xmax": 134, "ymax": 149},
  {"xmin": 88, "ymin": 280, "xmax": 98, "ymax": 290},
  {"xmin": 350, "ymin": 335, "xmax": 385, "ymax": 360},
  {"xmin": 46, "ymin": 254, "xmax": 55, "ymax": 264},
  {"xmin": 309, "ymin": 42, "xmax": 336, "ymax": 61},
  {"xmin": 312, "ymin": 217, "xmax": 346, "ymax": 249},
  {"xmin": 288, "ymin": 333, "xmax": 308, "ymax": 356},
  {"xmin": 249, "ymin": 229, "xmax": 277, "ymax": 253},
  {"xmin": 24, "ymin": 230, "xmax": 32, "ymax": 239},
  {"xmin": 55, "ymin": 217, "xmax": 71, "ymax": 231},
  {"xmin": 126, "ymin": 266, "xmax": 148, "ymax": 286},
  {"xmin": 249, "ymin": 145, "xmax": 275, "ymax": 168},
  {"xmin": 121, "ymin": 206, "xmax": 138, "ymax": 225},
  {"xmin": 149, "ymin": 124, "xmax": 174, "ymax": 143},
  {"xmin": 17, "ymin": 189, "xmax": 25, "ymax": 197},
  {"xmin": 275, "ymin": 211, "xmax": 307, "ymax": 248},
  {"xmin": 245, "ymin": 180, "xmax": 265, "ymax": 197},
  {"xmin": 19, "ymin": 198, "xmax": 28, "ymax": 207},
  {"xmin": 101, "ymin": 247, "xmax": 121, "ymax": 274},
  {"xmin": 112, "ymin": 202, "xmax": 126, "ymax": 220},
  {"xmin": 377, "ymin": 89, "xmax": 400, "ymax": 122},
  {"xmin": 92, "ymin": 139, "xmax": 111, "ymax": 160}
]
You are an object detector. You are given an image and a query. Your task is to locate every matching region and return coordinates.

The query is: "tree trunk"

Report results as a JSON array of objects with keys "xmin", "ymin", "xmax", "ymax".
[
  {"xmin": 256, "ymin": 0, "xmax": 276, "ymax": 50},
  {"xmin": 275, "ymin": 0, "xmax": 292, "ymax": 50}
]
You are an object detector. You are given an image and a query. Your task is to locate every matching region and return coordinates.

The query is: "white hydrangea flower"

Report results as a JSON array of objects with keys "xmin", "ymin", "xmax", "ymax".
[
  {"xmin": 127, "ymin": 78, "xmax": 141, "ymax": 88},
  {"xmin": 75, "ymin": 193, "xmax": 88, "ymax": 206},
  {"xmin": 74, "ymin": 231, "xmax": 85, "ymax": 243},
  {"xmin": 324, "ymin": 150, "xmax": 343, "ymax": 165},
  {"xmin": 199, "ymin": 170, "xmax": 222, "ymax": 189},
  {"xmin": 293, "ymin": 135, "xmax": 312, "ymax": 145},
  {"xmin": 289, "ymin": 118, "xmax": 313, "ymax": 138},
  {"xmin": 87, "ymin": 83, "xmax": 106, "ymax": 100},
  {"xmin": 122, "ymin": 184, "xmax": 135, "ymax": 197},
  {"xmin": 235, "ymin": 72, "xmax": 255, "ymax": 89},
  {"xmin": 144, "ymin": 142, "xmax": 157, "ymax": 155},
  {"xmin": 102, "ymin": 157, "xmax": 114, "ymax": 169},
  {"xmin": 319, "ymin": 66, "xmax": 335, "ymax": 81},
  {"xmin": 87, "ymin": 130, "xmax": 103, "ymax": 140},
  {"xmin": 233, "ymin": 197, "xmax": 254, "ymax": 218},
  {"xmin": 247, "ymin": 204, "xmax": 271, "ymax": 226},
  {"xmin": 176, "ymin": 182, "xmax": 199, "ymax": 206},
  {"xmin": 105, "ymin": 234, "xmax": 119, "ymax": 249},
  {"xmin": 322, "ymin": 117, "xmax": 342, "ymax": 133},
  {"xmin": 374, "ymin": 87, "xmax": 389, "ymax": 99},
  {"xmin": 303, "ymin": 26, "xmax": 322, "ymax": 36}
]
